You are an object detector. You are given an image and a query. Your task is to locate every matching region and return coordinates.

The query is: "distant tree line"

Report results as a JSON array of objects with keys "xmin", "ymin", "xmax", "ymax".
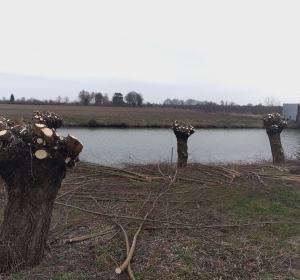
[
  {"xmin": 0, "ymin": 92, "xmax": 282, "ymax": 115},
  {"xmin": 162, "ymin": 98, "xmax": 282, "ymax": 115},
  {"xmin": 0, "ymin": 91, "xmax": 144, "ymax": 107}
]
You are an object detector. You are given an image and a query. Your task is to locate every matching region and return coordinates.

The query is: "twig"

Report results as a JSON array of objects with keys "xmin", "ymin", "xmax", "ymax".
[
  {"xmin": 115, "ymin": 187, "xmax": 170, "ymax": 275},
  {"xmin": 157, "ymin": 163, "xmax": 168, "ymax": 181},
  {"xmin": 247, "ymin": 171, "xmax": 266, "ymax": 185},
  {"xmin": 65, "ymin": 229, "xmax": 116, "ymax": 243},
  {"xmin": 113, "ymin": 220, "xmax": 135, "ymax": 280}
]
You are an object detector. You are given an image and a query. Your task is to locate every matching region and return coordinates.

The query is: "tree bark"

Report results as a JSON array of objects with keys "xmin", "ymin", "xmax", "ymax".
[
  {"xmin": 267, "ymin": 132, "xmax": 285, "ymax": 165},
  {"xmin": 176, "ymin": 135, "xmax": 189, "ymax": 168}
]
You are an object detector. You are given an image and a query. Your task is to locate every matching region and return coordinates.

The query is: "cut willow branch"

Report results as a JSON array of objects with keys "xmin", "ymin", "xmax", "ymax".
[
  {"xmin": 115, "ymin": 188, "xmax": 169, "ymax": 275},
  {"xmin": 65, "ymin": 229, "xmax": 116, "ymax": 243}
]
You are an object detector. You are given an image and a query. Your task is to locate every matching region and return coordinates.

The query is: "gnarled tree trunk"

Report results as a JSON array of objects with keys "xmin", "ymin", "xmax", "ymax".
[
  {"xmin": 172, "ymin": 120, "xmax": 195, "ymax": 168},
  {"xmin": 0, "ymin": 111, "xmax": 83, "ymax": 273},
  {"xmin": 263, "ymin": 113, "xmax": 287, "ymax": 165}
]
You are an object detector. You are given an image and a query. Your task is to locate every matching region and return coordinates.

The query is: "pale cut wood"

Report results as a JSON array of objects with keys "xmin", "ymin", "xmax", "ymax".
[
  {"xmin": 35, "ymin": 150, "xmax": 49, "ymax": 159},
  {"xmin": 36, "ymin": 138, "xmax": 43, "ymax": 144},
  {"xmin": 0, "ymin": 130, "xmax": 9, "ymax": 140},
  {"xmin": 74, "ymin": 143, "xmax": 83, "ymax": 155},
  {"xmin": 34, "ymin": 123, "xmax": 46, "ymax": 136},
  {"xmin": 41, "ymin": 127, "xmax": 54, "ymax": 143},
  {"xmin": 66, "ymin": 134, "xmax": 83, "ymax": 155}
]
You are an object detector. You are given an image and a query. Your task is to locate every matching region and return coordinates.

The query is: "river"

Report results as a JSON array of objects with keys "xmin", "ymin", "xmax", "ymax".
[{"xmin": 58, "ymin": 128, "xmax": 300, "ymax": 166}]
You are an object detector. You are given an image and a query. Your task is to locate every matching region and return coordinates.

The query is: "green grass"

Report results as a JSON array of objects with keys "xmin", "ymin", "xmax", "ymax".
[{"xmin": 234, "ymin": 185, "xmax": 300, "ymax": 220}]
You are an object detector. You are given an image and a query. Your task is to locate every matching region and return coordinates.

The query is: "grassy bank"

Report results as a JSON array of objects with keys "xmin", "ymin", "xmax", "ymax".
[
  {"xmin": 1, "ymin": 160, "xmax": 300, "ymax": 279},
  {"xmin": 0, "ymin": 104, "xmax": 264, "ymax": 128}
]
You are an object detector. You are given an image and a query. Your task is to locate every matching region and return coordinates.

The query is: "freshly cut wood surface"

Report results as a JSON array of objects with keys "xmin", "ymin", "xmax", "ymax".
[
  {"xmin": 34, "ymin": 123, "xmax": 46, "ymax": 136},
  {"xmin": 66, "ymin": 134, "xmax": 83, "ymax": 155},
  {"xmin": 41, "ymin": 127, "xmax": 54, "ymax": 143},
  {"xmin": 35, "ymin": 149, "xmax": 49, "ymax": 159},
  {"xmin": 0, "ymin": 130, "xmax": 9, "ymax": 140}
]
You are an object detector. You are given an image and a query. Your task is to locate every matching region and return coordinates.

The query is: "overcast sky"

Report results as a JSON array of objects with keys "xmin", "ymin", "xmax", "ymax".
[{"xmin": 1, "ymin": 0, "xmax": 300, "ymax": 105}]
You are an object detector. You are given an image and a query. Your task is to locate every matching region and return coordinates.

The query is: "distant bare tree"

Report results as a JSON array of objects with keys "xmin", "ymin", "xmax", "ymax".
[
  {"xmin": 185, "ymin": 99, "xmax": 198, "ymax": 105},
  {"xmin": 78, "ymin": 90, "xmax": 94, "ymax": 106},
  {"xmin": 264, "ymin": 96, "xmax": 281, "ymax": 107},
  {"xmin": 171, "ymin": 99, "xmax": 181, "ymax": 105},
  {"xmin": 94, "ymin": 92, "xmax": 104, "ymax": 105},
  {"xmin": 56, "ymin": 95, "xmax": 62, "ymax": 104},
  {"xmin": 124, "ymin": 91, "xmax": 143, "ymax": 106},
  {"xmin": 103, "ymin": 93, "xmax": 110, "ymax": 104},
  {"xmin": 163, "ymin": 99, "xmax": 172, "ymax": 105}
]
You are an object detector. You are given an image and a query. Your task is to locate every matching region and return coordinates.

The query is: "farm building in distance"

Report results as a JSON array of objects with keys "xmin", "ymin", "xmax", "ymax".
[{"xmin": 282, "ymin": 104, "xmax": 300, "ymax": 122}]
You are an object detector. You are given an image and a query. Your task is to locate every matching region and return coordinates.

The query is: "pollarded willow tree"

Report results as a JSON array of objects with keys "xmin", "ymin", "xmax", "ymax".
[
  {"xmin": 0, "ymin": 111, "xmax": 83, "ymax": 273},
  {"xmin": 263, "ymin": 113, "xmax": 287, "ymax": 165},
  {"xmin": 172, "ymin": 120, "xmax": 195, "ymax": 167}
]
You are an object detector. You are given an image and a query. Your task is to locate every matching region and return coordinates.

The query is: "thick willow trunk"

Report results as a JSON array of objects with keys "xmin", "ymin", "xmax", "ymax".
[
  {"xmin": 176, "ymin": 135, "xmax": 188, "ymax": 168},
  {"xmin": 267, "ymin": 132, "xmax": 285, "ymax": 165},
  {"xmin": 172, "ymin": 120, "xmax": 195, "ymax": 168},
  {"xmin": 263, "ymin": 113, "xmax": 287, "ymax": 165},
  {"xmin": 0, "ymin": 160, "xmax": 66, "ymax": 272},
  {"xmin": 0, "ymin": 112, "xmax": 82, "ymax": 273}
]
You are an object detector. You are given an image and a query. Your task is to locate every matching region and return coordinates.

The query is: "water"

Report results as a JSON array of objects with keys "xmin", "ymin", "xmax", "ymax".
[{"xmin": 57, "ymin": 128, "xmax": 300, "ymax": 166}]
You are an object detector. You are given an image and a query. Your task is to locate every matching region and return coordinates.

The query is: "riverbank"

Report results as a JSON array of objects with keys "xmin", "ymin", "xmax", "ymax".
[
  {"xmin": 0, "ymin": 104, "xmax": 265, "ymax": 128},
  {"xmin": 1, "ymin": 160, "xmax": 300, "ymax": 279}
]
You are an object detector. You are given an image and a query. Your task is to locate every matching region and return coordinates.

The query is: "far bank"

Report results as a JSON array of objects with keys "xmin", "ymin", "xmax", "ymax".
[{"xmin": 0, "ymin": 104, "xmax": 272, "ymax": 128}]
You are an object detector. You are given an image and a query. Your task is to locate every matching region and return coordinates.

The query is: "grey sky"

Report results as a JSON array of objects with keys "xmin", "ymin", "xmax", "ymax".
[{"xmin": 1, "ymin": 0, "xmax": 300, "ymax": 105}]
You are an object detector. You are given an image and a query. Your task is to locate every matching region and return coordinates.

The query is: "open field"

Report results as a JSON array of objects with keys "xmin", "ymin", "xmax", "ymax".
[
  {"xmin": 1, "ymin": 160, "xmax": 300, "ymax": 279},
  {"xmin": 0, "ymin": 104, "xmax": 264, "ymax": 128}
]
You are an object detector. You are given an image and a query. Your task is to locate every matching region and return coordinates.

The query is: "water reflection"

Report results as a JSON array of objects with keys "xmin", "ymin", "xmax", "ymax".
[{"xmin": 58, "ymin": 128, "xmax": 300, "ymax": 166}]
